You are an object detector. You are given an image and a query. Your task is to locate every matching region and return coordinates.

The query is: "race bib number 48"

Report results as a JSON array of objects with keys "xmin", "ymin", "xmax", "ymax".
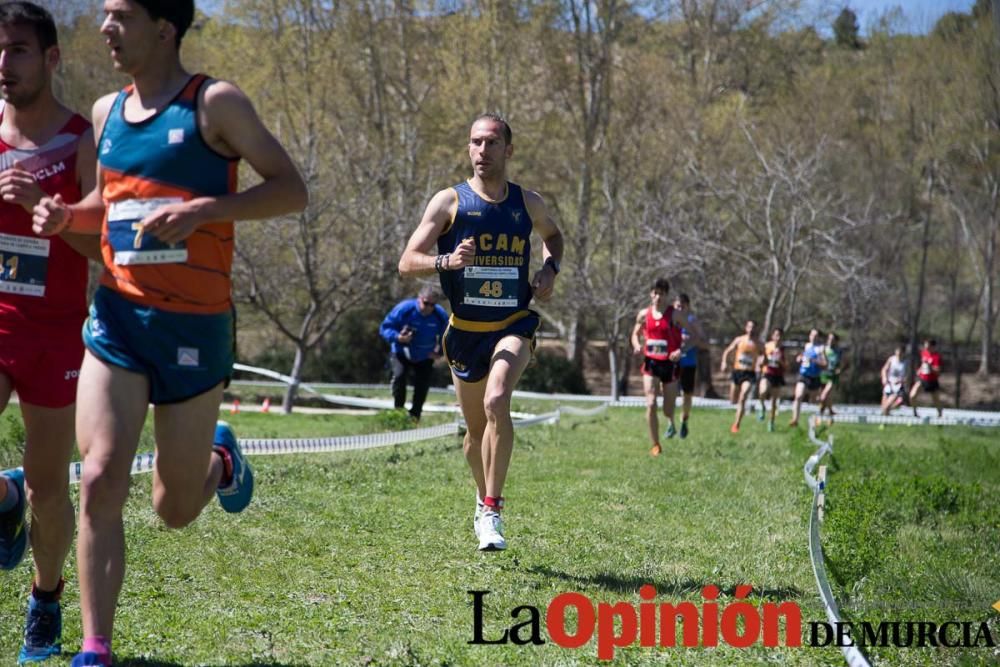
[
  {"xmin": 463, "ymin": 266, "xmax": 518, "ymax": 307},
  {"xmin": 0, "ymin": 232, "xmax": 49, "ymax": 297},
  {"xmin": 108, "ymin": 198, "xmax": 188, "ymax": 265}
]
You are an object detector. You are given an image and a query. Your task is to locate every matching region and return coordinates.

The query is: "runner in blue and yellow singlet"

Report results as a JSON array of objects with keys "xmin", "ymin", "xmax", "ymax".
[{"xmin": 399, "ymin": 113, "xmax": 563, "ymax": 552}]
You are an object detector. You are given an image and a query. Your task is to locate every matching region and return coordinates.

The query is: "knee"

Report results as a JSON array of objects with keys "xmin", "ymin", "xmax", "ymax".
[
  {"xmin": 153, "ymin": 494, "xmax": 201, "ymax": 529},
  {"xmin": 22, "ymin": 476, "xmax": 70, "ymax": 518},
  {"xmin": 483, "ymin": 390, "xmax": 511, "ymax": 421},
  {"xmin": 644, "ymin": 394, "xmax": 657, "ymax": 410},
  {"xmin": 463, "ymin": 431, "xmax": 483, "ymax": 452},
  {"xmin": 79, "ymin": 465, "xmax": 130, "ymax": 518}
]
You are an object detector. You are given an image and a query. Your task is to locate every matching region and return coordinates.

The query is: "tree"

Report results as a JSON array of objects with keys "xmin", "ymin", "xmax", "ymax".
[{"xmin": 833, "ymin": 7, "xmax": 861, "ymax": 50}]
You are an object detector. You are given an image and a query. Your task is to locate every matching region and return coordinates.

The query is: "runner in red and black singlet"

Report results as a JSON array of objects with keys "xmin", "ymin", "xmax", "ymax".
[
  {"xmin": 909, "ymin": 338, "xmax": 944, "ymax": 418},
  {"xmin": 757, "ymin": 326, "xmax": 786, "ymax": 432},
  {"xmin": 630, "ymin": 278, "xmax": 694, "ymax": 457},
  {"xmin": 0, "ymin": 4, "xmax": 98, "ymax": 663}
]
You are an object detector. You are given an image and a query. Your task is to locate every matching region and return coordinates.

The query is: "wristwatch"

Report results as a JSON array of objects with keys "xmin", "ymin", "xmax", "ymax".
[{"xmin": 544, "ymin": 257, "xmax": 560, "ymax": 275}]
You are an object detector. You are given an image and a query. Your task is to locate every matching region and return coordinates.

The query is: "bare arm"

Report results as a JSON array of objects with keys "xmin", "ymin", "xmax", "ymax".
[
  {"xmin": 32, "ymin": 94, "xmax": 115, "ymax": 236},
  {"xmin": 525, "ymin": 189, "xmax": 562, "ymax": 301},
  {"xmin": 720, "ymin": 337, "xmax": 738, "ymax": 371},
  {"xmin": 198, "ymin": 80, "xmax": 308, "ymax": 221},
  {"xmin": 59, "ymin": 126, "xmax": 102, "ymax": 261},
  {"xmin": 630, "ymin": 309, "xmax": 646, "ymax": 354},
  {"xmin": 136, "ymin": 80, "xmax": 307, "ymax": 245},
  {"xmin": 398, "ymin": 188, "xmax": 463, "ymax": 277}
]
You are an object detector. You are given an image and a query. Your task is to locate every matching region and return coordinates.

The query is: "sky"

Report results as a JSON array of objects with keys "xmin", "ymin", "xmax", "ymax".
[{"xmin": 838, "ymin": 0, "xmax": 979, "ymax": 33}]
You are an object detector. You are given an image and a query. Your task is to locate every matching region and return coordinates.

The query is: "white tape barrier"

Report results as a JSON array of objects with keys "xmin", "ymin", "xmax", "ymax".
[
  {"xmin": 231, "ymin": 379, "xmax": 453, "ymax": 395},
  {"xmin": 62, "ymin": 401, "xmax": 608, "ymax": 485},
  {"xmin": 234, "ymin": 364, "xmax": 1000, "ymax": 426},
  {"xmin": 804, "ymin": 421, "xmax": 873, "ymax": 667},
  {"xmin": 67, "ymin": 423, "xmax": 463, "ymax": 485},
  {"xmin": 233, "ymin": 364, "xmax": 535, "ymax": 417}
]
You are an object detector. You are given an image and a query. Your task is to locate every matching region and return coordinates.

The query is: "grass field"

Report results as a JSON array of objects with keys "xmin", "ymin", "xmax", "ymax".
[{"xmin": 0, "ymin": 400, "xmax": 997, "ymax": 666}]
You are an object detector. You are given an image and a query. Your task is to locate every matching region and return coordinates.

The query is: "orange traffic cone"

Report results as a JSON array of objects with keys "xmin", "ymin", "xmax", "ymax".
[
  {"xmin": 261, "ymin": 397, "xmax": 271, "ymax": 413},
  {"xmin": 230, "ymin": 398, "xmax": 240, "ymax": 414}
]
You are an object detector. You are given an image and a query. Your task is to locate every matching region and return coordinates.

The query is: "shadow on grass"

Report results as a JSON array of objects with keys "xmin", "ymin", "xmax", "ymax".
[
  {"xmin": 118, "ymin": 660, "xmax": 307, "ymax": 667},
  {"xmin": 527, "ymin": 565, "xmax": 803, "ymax": 600}
]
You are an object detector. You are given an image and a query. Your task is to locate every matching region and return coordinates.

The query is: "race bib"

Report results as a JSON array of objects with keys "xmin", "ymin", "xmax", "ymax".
[
  {"xmin": 463, "ymin": 266, "xmax": 518, "ymax": 307},
  {"xmin": 738, "ymin": 353, "xmax": 755, "ymax": 368},
  {"xmin": 0, "ymin": 232, "xmax": 49, "ymax": 297},
  {"xmin": 768, "ymin": 351, "xmax": 782, "ymax": 368},
  {"xmin": 645, "ymin": 339, "xmax": 669, "ymax": 356},
  {"xmin": 920, "ymin": 362, "xmax": 931, "ymax": 375},
  {"xmin": 107, "ymin": 198, "xmax": 187, "ymax": 265}
]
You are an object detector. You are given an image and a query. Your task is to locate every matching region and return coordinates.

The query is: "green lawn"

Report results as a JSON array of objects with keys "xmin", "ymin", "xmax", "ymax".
[{"xmin": 0, "ymin": 403, "xmax": 996, "ymax": 666}]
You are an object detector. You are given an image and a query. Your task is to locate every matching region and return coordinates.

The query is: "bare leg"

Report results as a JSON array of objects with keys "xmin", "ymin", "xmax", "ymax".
[
  {"xmin": 75, "ymin": 352, "xmax": 149, "ymax": 641},
  {"xmin": 661, "ymin": 381, "xmax": 678, "ymax": 427},
  {"xmin": 480, "ymin": 336, "xmax": 532, "ymax": 499},
  {"xmin": 909, "ymin": 383, "xmax": 921, "ymax": 416},
  {"xmin": 790, "ymin": 382, "xmax": 806, "ymax": 426},
  {"xmin": 454, "ymin": 376, "xmax": 488, "ymax": 499},
  {"xmin": 21, "ymin": 403, "xmax": 76, "ymax": 592},
  {"xmin": 733, "ymin": 381, "xmax": 752, "ymax": 429},
  {"xmin": 150, "ymin": 383, "xmax": 226, "ymax": 529},
  {"xmin": 642, "ymin": 374, "xmax": 660, "ymax": 449},
  {"xmin": 931, "ymin": 390, "xmax": 943, "ymax": 417}
]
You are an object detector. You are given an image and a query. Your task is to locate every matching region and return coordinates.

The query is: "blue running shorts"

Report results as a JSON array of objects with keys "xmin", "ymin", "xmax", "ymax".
[
  {"xmin": 442, "ymin": 311, "xmax": 539, "ymax": 384},
  {"xmin": 83, "ymin": 286, "xmax": 235, "ymax": 404}
]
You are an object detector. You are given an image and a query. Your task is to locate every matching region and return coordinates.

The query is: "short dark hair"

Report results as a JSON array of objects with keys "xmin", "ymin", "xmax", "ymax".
[
  {"xmin": 132, "ymin": 0, "xmax": 194, "ymax": 47},
  {"xmin": 676, "ymin": 293, "xmax": 690, "ymax": 306},
  {"xmin": 651, "ymin": 278, "xmax": 670, "ymax": 293},
  {"xmin": 772, "ymin": 327, "xmax": 783, "ymax": 336},
  {"xmin": 472, "ymin": 112, "xmax": 512, "ymax": 144},
  {"xmin": 924, "ymin": 338, "xmax": 937, "ymax": 347},
  {"xmin": 0, "ymin": 2, "xmax": 57, "ymax": 51}
]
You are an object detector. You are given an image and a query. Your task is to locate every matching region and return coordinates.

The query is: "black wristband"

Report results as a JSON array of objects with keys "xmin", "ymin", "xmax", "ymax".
[
  {"xmin": 434, "ymin": 255, "xmax": 443, "ymax": 273},
  {"xmin": 544, "ymin": 256, "xmax": 560, "ymax": 275}
]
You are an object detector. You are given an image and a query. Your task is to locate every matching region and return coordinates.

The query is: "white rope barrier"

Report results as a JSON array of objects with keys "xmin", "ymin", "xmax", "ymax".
[
  {"xmin": 804, "ymin": 419, "xmax": 872, "ymax": 667},
  {"xmin": 233, "ymin": 363, "xmax": 1000, "ymax": 427},
  {"xmin": 60, "ymin": 386, "xmax": 610, "ymax": 485}
]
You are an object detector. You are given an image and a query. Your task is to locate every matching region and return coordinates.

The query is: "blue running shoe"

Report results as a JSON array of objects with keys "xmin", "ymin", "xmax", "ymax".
[
  {"xmin": 70, "ymin": 652, "xmax": 110, "ymax": 667},
  {"xmin": 214, "ymin": 422, "xmax": 254, "ymax": 513},
  {"xmin": 0, "ymin": 467, "xmax": 28, "ymax": 571},
  {"xmin": 19, "ymin": 590, "xmax": 62, "ymax": 664},
  {"xmin": 664, "ymin": 423, "xmax": 677, "ymax": 439},
  {"xmin": 679, "ymin": 421, "xmax": 689, "ymax": 439}
]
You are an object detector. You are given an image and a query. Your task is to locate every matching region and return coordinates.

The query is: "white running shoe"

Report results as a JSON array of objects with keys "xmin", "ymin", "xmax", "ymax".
[
  {"xmin": 477, "ymin": 510, "xmax": 506, "ymax": 551},
  {"xmin": 474, "ymin": 501, "xmax": 485, "ymax": 539}
]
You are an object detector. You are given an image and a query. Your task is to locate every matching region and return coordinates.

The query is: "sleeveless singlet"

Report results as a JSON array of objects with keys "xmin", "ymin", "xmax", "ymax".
[{"xmin": 0, "ymin": 106, "xmax": 89, "ymax": 328}]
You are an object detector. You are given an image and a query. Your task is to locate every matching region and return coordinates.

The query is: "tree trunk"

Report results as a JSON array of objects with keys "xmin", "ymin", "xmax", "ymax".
[
  {"xmin": 908, "ymin": 169, "xmax": 935, "ymax": 380},
  {"xmin": 697, "ymin": 347, "xmax": 719, "ymax": 398},
  {"xmin": 978, "ymin": 227, "xmax": 995, "ymax": 374},
  {"xmin": 608, "ymin": 344, "xmax": 619, "ymax": 401},
  {"xmin": 617, "ymin": 348, "xmax": 631, "ymax": 397},
  {"xmin": 282, "ymin": 344, "xmax": 306, "ymax": 415}
]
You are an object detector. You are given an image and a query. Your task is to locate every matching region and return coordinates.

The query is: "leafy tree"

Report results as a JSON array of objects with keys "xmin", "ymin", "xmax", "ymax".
[{"xmin": 833, "ymin": 7, "xmax": 862, "ymax": 50}]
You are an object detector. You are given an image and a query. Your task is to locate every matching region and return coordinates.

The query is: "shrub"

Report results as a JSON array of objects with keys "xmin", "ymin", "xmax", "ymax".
[{"xmin": 519, "ymin": 351, "xmax": 589, "ymax": 394}]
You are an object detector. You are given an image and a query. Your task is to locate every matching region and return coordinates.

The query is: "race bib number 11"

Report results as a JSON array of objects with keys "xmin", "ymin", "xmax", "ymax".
[
  {"xmin": 108, "ymin": 198, "xmax": 188, "ymax": 265},
  {"xmin": 0, "ymin": 232, "xmax": 49, "ymax": 297}
]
